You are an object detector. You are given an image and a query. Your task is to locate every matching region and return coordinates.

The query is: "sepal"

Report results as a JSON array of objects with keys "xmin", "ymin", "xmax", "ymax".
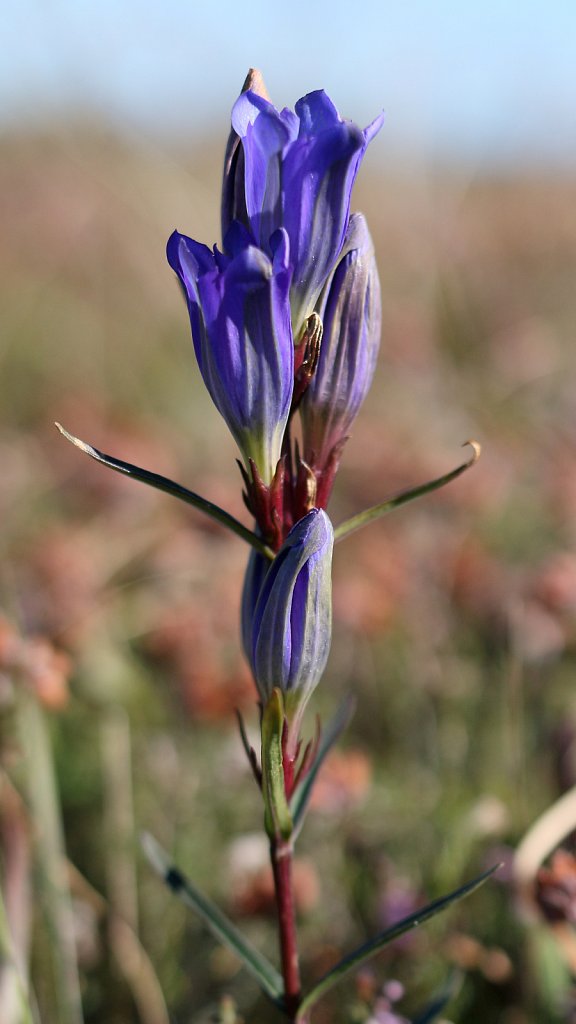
[{"xmin": 261, "ymin": 689, "xmax": 292, "ymax": 841}]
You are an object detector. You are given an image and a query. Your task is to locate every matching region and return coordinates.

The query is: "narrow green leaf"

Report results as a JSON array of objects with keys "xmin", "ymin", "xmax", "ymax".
[
  {"xmin": 141, "ymin": 833, "xmax": 284, "ymax": 1006},
  {"xmin": 17, "ymin": 692, "xmax": 84, "ymax": 1024},
  {"xmin": 412, "ymin": 971, "xmax": 462, "ymax": 1024},
  {"xmin": 55, "ymin": 423, "xmax": 274, "ymax": 560},
  {"xmin": 334, "ymin": 441, "xmax": 481, "ymax": 544},
  {"xmin": 261, "ymin": 689, "xmax": 293, "ymax": 841},
  {"xmin": 290, "ymin": 695, "xmax": 356, "ymax": 836},
  {"xmin": 412, "ymin": 993, "xmax": 450, "ymax": 1024},
  {"xmin": 296, "ymin": 863, "xmax": 499, "ymax": 1020}
]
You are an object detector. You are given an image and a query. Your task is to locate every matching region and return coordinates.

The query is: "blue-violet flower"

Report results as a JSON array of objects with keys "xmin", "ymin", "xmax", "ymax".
[
  {"xmin": 223, "ymin": 88, "xmax": 383, "ymax": 335},
  {"xmin": 167, "ymin": 223, "xmax": 294, "ymax": 484}
]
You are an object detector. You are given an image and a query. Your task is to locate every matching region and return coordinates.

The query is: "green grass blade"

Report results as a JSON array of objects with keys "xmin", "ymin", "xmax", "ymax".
[
  {"xmin": 297, "ymin": 864, "xmax": 499, "ymax": 1020},
  {"xmin": 290, "ymin": 695, "xmax": 355, "ymax": 836},
  {"xmin": 334, "ymin": 441, "xmax": 481, "ymax": 543},
  {"xmin": 55, "ymin": 423, "xmax": 274, "ymax": 559},
  {"xmin": 17, "ymin": 693, "xmax": 84, "ymax": 1024},
  {"xmin": 412, "ymin": 993, "xmax": 450, "ymax": 1024},
  {"xmin": 141, "ymin": 833, "xmax": 284, "ymax": 1006},
  {"xmin": 0, "ymin": 881, "xmax": 35, "ymax": 1024}
]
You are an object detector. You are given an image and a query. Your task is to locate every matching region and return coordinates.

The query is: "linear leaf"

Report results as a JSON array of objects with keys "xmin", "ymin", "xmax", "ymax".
[
  {"xmin": 141, "ymin": 833, "xmax": 283, "ymax": 1005},
  {"xmin": 334, "ymin": 441, "xmax": 481, "ymax": 543},
  {"xmin": 296, "ymin": 864, "xmax": 499, "ymax": 1020},
  {"xmin": 290, "ymin": 695, "xmax": 356, "ymax": 836},
  {"xmin": 55, "ymin": 423, "xmax": 274, "ymax": 559},
  {"xmin": 412, "ymin": 971, "xmax": 462, "ymax": 1024}
]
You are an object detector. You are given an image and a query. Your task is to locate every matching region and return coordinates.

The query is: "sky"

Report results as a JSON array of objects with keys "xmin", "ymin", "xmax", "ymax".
[{"xmin": 2, "ymin": 0, "xmax": 576, "ymax": 167}]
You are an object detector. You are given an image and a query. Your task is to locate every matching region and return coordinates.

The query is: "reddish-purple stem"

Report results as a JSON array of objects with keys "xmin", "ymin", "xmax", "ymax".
[{"xmin": 271, "ymin": 837, "xmax": 302, "ymax": 1021}]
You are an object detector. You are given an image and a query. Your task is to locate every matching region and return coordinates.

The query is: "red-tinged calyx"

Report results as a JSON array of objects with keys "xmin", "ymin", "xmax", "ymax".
[
  {"xmin": 281, "ymin": 714, "xmax": 322, "ymax": 801},
  {"xmin": 239, "ymin": 457, "xmax": 286, "ymax": 552},
  {"xmin": 309, "ymin": 437, "xmax": 349, "ymax": 511},
  {"xmin": 291, "ymin": 716, "xmax": 322, "ymax": 794},
  {"xmin": 281, "ymin": 441, "xmax": 318, "ymax": 537}
]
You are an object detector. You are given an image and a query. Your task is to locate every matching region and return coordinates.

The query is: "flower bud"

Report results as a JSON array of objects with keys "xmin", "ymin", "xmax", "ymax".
[
  {"xmin": 221, "ymin": 69, "xmax": 271, "ymax": 245},
  {"xmin": 167, "ymin": 224, "xmax": 294, "ymax": 484},
  {"xmin": 301, "ymin": 213, "xmax": 381, "ymax": 498},
  {"xmin": 246, "ymin": 509, "xmax": 333, "ymax": 724}
]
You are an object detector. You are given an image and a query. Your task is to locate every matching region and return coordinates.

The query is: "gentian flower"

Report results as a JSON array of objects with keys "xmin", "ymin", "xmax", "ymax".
[
  {"xmin": 167, "ymin": 223, "xmax": 294, "ymax": 484},
  {"xmin": 223, "ymin": 86, "xmax": 384, "ymax": 334},
  {"xmin": 244, "ymin": 509, "xmax": 333, "ymax": 731},
  {"xmin": 301, "ymin": 213, "xmax": 381, "ymax": 504}
]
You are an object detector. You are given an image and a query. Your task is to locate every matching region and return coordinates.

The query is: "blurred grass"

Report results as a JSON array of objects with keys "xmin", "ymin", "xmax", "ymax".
[{"xmin": 2, "ymin": 121, "xmax": 576, "ymax": 1023}]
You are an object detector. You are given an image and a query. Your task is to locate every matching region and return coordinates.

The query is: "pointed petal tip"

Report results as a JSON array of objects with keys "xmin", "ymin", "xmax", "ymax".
[
  {"xmin": 166, "ymin": 228, "xmax": 183, "ymax": 269},
  {"xmin": 287, "ymin": 506, "xmax": 334, "ymax": 552},
  {"xmin": 363, "ymin": 110, "xmax": 385, "ymax": 145},
  {"xmin": 240, "ymin": 68, "xmax": 271, "ymax": 101}
]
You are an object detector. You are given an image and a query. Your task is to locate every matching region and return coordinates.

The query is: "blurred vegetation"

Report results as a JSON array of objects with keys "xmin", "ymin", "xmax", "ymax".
[{"xmin": 2, "ymin": 121, "xmax": 576, "ymax": 1023}]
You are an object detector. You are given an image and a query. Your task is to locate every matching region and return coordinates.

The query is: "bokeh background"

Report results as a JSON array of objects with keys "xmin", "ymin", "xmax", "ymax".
[{"xmin": 2, "ymin": 3, "xmax": 576, "ymax": 1022}]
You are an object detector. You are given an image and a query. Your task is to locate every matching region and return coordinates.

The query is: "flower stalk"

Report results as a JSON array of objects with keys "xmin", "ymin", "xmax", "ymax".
[{"xmin": 271, "ymin": 837, "xmax": 301, "ymax": 1021}]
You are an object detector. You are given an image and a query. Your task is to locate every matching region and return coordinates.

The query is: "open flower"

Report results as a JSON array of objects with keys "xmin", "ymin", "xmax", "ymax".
[
  {"xmin": 244, "ymin": 509, "xmax": 333, "ymax": 729},
  {"xmin": 301, "ymin": 213, "xmax": 381, "ymax": 505},
  {"xmin": 167, "ymin": 223, "xmax": 294, "ymax": 484},
  {"xmin": 223, "ymin": 85, "xmax": 383, "ymax": 334}
]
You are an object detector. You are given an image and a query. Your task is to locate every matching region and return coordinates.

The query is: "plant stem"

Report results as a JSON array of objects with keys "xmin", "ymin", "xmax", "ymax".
[{"xmin": 270, "ymin": 839, "xmax": 301, "ymax": 1021}]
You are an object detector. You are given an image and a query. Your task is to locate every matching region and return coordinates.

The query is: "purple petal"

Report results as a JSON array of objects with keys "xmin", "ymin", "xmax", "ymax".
[{"xmin": 294, "ymin": 90, "xmax": 342, "ymax": 134}]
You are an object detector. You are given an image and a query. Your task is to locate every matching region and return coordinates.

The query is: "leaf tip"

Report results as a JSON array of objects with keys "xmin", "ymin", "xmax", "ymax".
[
  {"xmin": 141, "ymin": 830, "xmax": 170, "ymax": 877},
  {"xmin": 462, "ymin": 438, "xmax": 482, "ymax": 465},
  {"xmin": 54, "ymin": 421, "xmax": 95, "ymax": 457}
]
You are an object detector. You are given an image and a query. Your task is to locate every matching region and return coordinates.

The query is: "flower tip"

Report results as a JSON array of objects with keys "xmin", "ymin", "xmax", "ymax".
[
  {"xmin": 166, "ymin": 229, "xmax": 182, "ymax": 269},
  {"xmin": 239, "ymin": 68, "xmax": 271, "ymax": 101},
  {"xmin": 291, "ymin": 506, "xmax": 334, "ymax": 553},
  {"xmin": 363, "ymin": 110, "xmax": 385, "ymax": 145}
]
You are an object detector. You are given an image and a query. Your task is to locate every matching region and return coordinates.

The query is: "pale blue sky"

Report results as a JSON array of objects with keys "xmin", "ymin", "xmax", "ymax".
[{"xmin": 2, "ymin": 0, "xmax": 576, "ymax": 165}]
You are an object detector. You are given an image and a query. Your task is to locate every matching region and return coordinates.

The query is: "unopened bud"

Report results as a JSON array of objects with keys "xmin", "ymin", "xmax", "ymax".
[
  {"xmin": 221, "ymin": 69, "xmax": 271, "ymax": 243},
  {"xmin": 246, "ymin": 509, "xmax": 333, "ymax": 728},
  {"xmin": 301, "ymin": 213, "xmax": 381, "ymax": 483}
]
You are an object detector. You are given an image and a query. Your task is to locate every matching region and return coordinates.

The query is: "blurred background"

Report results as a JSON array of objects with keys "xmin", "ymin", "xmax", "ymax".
[{"xmin": 2, "ymin": 2, "xmax": 576, "ymax": 1022}]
